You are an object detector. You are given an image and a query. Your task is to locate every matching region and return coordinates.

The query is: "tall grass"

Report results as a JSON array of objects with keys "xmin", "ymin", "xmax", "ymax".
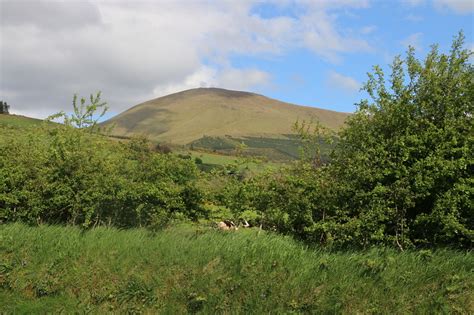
[{"xmin": 1, "ymin": 223, "xmax": 472, "ymax": 314}]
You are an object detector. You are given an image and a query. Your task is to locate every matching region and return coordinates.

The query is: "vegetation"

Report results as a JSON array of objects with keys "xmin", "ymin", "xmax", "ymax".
[
  {"xmin": 0, "ymin": 32, "xmax": 472, "ymax": 313},
  {"xmin": 189, "ymin": 134, "xmax": 334, "ymax": 162},
  {"xmin": 321, "ymin": 33, "xmax": 473, "ymax": 248},
  {"xmin": 0, "ymin": 114, "xmax": 45, "ymax": 129},
  {"xmin": 204, "ymin": 33, "xmax": 473, "ymax": 249},
  {"xmin": 0, "ymin": 101, "xmax": 10, "ymax": 114},
  {"xmin": 1, "ymin": 33, "xmax": 472, "ymax": 249},
  {"xmin": 0, "ymin": 98, "xmax": 203, "ymax": 228},
  {"xmin": 2, "ymin": 223, "xmax": 472, "ymax": 314}
]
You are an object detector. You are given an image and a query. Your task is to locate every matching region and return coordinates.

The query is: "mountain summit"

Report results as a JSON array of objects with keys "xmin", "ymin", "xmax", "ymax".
[{"xmin": 102, "ymin": 88, "xmax": 350, "ymax": 144}]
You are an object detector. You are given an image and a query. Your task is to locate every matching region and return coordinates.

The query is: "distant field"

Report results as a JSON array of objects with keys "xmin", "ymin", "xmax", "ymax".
[
  {"xmin": 0, "ymin": 114, "xmax": 283, "ymax": 172},
  {"xmin": 189, "ymin": 135, "xmax": 334, "ymax": 162},
  {"xmin": 182, "ymin": 150, "xmax": 282, "ymax": 172},
  {"xmin": 188, "ymin": 150, "xmax": 242, "ymax": 165},
  {"xmin": 2, "ymin": 223, "xmax": 472, "ymax": 314}
]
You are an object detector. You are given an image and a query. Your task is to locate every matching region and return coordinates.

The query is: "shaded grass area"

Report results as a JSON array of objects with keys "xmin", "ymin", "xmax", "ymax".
[
  {"xmin": 189, "ymin": 135, "xmax": 301, "ymax": 161},
  {"xmin": 1, "ymin": 223, "xmax": 473, "ymax": 314},
  {"xmin": 183, "ymin": 150, "xmax": 282, "ymax": 173},
  {"xmin": 189, "ymin": 135, "xmax": 335, "ymax": 162}
]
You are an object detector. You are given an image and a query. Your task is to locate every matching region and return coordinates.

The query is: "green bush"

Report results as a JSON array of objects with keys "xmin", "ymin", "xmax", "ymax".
[
  {"xmin": 0, "ymin": 95, "xmax": 204, "ymax": 228},
  {"xmin": 207, "ymin": 33, "xmax": 473, "ymax": 249},
  {"xmin": 324, "ymin": 32, "xmax": 473, "ymax": 248}
]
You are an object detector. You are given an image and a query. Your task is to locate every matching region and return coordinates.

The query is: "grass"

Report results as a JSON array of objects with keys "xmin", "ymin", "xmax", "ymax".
[
  {"xmin": 1, "ymin": 223, "xmax": 472, "ymax": 314},
  {"xmin": 0, "ymin": 115, "xmax": 46, "ymax": 147},
  {"xmin": 0, "ymin": 114, "xmax": 44, "ymax": 129},
  {"xmin": 0, "ymin": 114, "xmax": 59, "ymax": 147},
  {"xmin": 189, "ymin": 150, "xmax": 243, "ymax": 165},
  {"xmin": 189, "ymin": 135, "xmax": 335, "ymax": 162},
  {"xmin": 183, "ymin": 150, "xmax": 282, "ymax": 173}
]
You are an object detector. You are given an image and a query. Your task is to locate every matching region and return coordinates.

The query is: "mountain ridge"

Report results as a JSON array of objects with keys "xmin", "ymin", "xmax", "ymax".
[{"xmin": 102, "ymin": 87, "xmax": 350, "ymax": 145}]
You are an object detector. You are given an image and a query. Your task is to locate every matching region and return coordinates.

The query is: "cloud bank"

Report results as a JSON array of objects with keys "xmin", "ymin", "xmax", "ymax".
[{"xmin": 0, "ymin": 0, "xmax": 372, "ymax": 117}]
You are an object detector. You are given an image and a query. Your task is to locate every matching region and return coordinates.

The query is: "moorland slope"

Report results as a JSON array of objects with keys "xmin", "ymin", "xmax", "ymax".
[{"xmin": 102, "ymin": 88, "xmax": 350, "ymax": 145}]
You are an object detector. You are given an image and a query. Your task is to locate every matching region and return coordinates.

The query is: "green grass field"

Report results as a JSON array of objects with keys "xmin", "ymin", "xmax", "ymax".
[
  {"xmin": 1, "ymin": 223, "xmax": 472, "ymax": 314},
  {"xmin": 183, "ymin": 150, "xmax": 282, "ymax": 173},
  {"xmin": 189, "ymin": 135, "xmax": 335, "ymax": 162},
  {"xmin": 0, "ymin": 115, "xmax": 47, "ymax": 147},
  {"xmin": 0, "ymin": 114, "xmax": 44, "ymax": 129}
]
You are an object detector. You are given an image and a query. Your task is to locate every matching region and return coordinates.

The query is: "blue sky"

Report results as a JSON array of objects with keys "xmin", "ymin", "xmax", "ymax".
[
  {"xmin": 232, "ymin": 1, "xmax": 474, "ymax": 112},
  {"xmin": 1, "ymin": 0, "xmax": 473, "ymax": 118}
]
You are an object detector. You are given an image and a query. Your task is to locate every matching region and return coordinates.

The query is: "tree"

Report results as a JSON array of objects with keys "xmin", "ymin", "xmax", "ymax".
[
  {"xmin": 48, "ymin": 92, "xmax": 108, "ymax": 131},
  {"xmin": 328, "ymin": 32, "xmax": 473, "ymax": 248}
]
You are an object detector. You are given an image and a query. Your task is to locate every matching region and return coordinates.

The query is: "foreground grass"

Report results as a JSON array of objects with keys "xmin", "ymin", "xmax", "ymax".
[{"xmin": 1, "ymin": 223, "xmax": 472, "ymax": 314}]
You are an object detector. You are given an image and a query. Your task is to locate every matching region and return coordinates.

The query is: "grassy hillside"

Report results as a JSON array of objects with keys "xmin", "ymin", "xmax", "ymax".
[
  {"xmin": 1, "ymin": 223, "xmax": 472, "ymax": 314},
  {"xmin": 0, "ymin": 114, "xmax": 54, "ymax": 148},
  {"xmin": 102, "ymin": 88, "xmax": 350, "ymax": 145},
  {"xmin": 0, "ymin": 114, "xmax": 44, "ymax": 129}
]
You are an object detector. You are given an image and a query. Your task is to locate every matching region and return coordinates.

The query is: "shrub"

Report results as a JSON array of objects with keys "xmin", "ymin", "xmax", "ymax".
[
  {"xmin": 0, "ymin": 94, "xmax": 204, "ymax": 228},
  {"xmin": 207, "ymin": 33, "xmax": 473, "ymax": 249}
]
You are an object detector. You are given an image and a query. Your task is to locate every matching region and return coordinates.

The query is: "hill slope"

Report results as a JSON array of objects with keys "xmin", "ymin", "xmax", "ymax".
[
  {"xmin": 0, "ymin": 114, "xmax": 44, "ymax": 129},
  {"xmin": 102, "ymin": 88, "xmax": 350, "ymax": 145}
]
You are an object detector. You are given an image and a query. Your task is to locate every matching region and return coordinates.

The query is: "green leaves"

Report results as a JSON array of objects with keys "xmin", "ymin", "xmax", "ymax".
[
  {"xmin": 325, "ymin": 31, "xmax": 474, "ymax": 248},
  {"xmin": 47, "ymin": 92, "xmax": 108, "ymax": 131},
  {"xmin": 0, "ymin": 94, "xmax": 203, "ymax": 229},
  {"xmin": 217, "ymin": 32, "xmax": 473, "ymax": 249}
]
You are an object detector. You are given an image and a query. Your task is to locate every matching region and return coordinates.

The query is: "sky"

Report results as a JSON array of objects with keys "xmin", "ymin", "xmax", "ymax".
[{"xmin": 1, "ymin": 0, "xmax": 473, "ymax": 119}]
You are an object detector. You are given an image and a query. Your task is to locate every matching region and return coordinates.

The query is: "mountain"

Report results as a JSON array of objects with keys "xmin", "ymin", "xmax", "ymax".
[{"xmin": 102, "ymin": 88, "xmax": 350, "ymax": 145}]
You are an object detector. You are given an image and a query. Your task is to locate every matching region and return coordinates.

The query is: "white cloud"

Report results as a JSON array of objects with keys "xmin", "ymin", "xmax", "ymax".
[
  {"xmin": 401, "ymin": 0, "xmax": 474, "ymax": 14},
  {"xmin": 401, "ymin": 0, "xmax": 426, "ymax": 6},
  {"xmin": 298, "ymin": 9, "xmax": 372, "ymax": 63},
  {"xmin": 405, "ymin": 14, "xmax": 424, "ymax": 22},
  {"xmin": 0, "ymin": 0, "xmax": 372, "ymax": 118},
  {"xmin": 361, "ymin": 25, "xmax": 377, "ymax": 34},
  {"xmin": 327, "ymin": 71, "xmax": 361, "ymax": 93},
  {"xmin": 401, "ymin": 32, "xmax": 423, "ymax": 51},
  {"xmin": 434, "ymin": 0, "xmax": 474, "ymax": 14}
]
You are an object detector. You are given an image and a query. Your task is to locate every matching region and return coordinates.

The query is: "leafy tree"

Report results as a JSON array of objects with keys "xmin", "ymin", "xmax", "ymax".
[
  {"xmin": 327, "ymin": 32, "xmax": 473, "ymax": 248},
  {"xmin": 1, "ymin": 93, "xmax": 204, "ymax": 228},
  {"xmin": 219, "ymin": 32, "xmax": 473, "ymax": 249},
  {"xmin": 293, "ymin": 120, "xmax": 334, "ymax": 167},
  {"xmin": 48, "ymin": 92, "xmax": 108, "ymax": 131}
]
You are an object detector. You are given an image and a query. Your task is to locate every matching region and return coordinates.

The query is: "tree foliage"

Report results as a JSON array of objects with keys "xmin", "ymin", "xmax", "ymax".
[
  {"xmin": 326, "ymin": 32, "xmax": 473, "ymax": 248},
  {"xmin": 48, "ymin": 92, "xmax": 108, "ymax": 130},
  {"xmin": 0, "ymin": 94, "xmax": 203, "ymax": 228},
  {"xmin": 207, "ymin": 33, "xmax": 473, "ymax": 249}
]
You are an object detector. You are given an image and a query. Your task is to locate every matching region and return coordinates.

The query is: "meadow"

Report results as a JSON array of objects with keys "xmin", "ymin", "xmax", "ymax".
[
  {"xmin": 0, "ymin": 114, "xmax": 43, "ymax": 129},
  {"xmin": 1, "ymin": 223, "xmax": 472, "ymax": 314}
]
